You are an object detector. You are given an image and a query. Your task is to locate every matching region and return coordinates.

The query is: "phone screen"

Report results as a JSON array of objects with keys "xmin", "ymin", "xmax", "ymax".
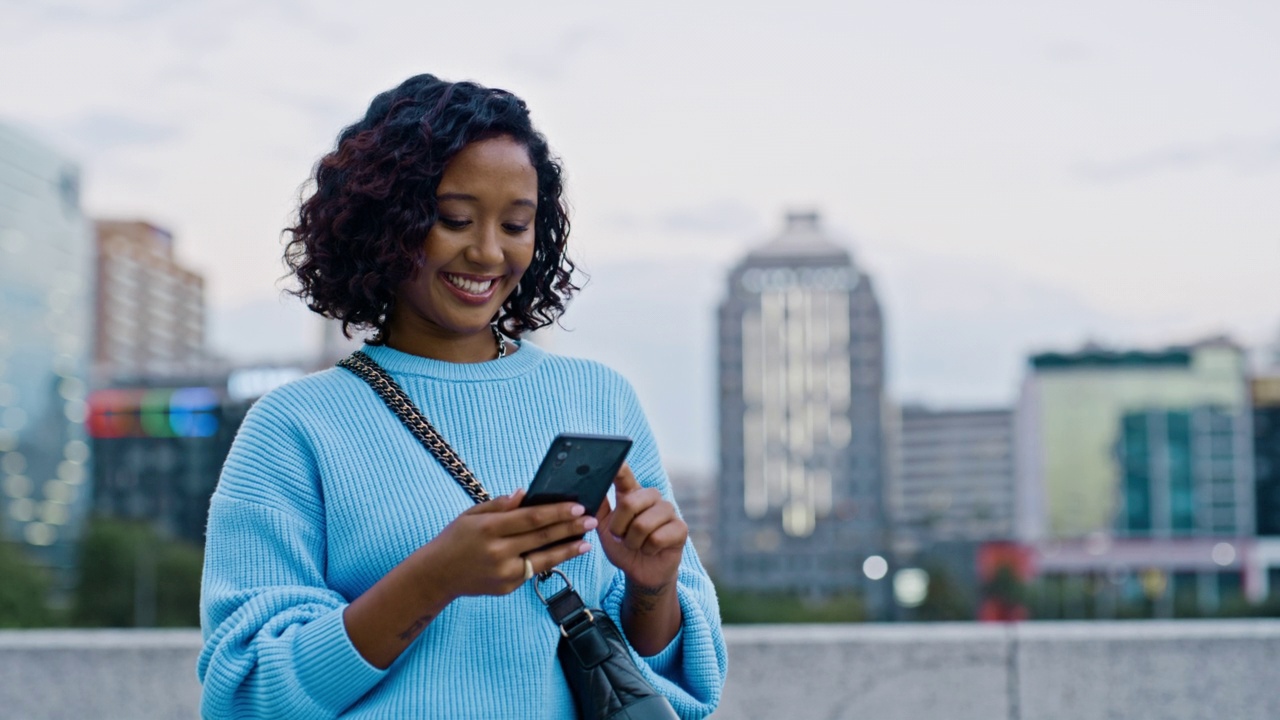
[{"xmin": 521, "ymin": 433, "xmax": 633, "ymax": 516}]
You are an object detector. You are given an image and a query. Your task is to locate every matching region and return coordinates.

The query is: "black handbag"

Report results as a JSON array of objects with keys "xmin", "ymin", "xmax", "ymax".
[{"xmin": 339, "ymin": 351, "xmax": 681, "ymax": 720}]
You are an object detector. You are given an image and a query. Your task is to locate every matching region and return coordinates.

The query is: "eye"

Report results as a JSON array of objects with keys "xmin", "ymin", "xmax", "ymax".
[
  {"xmin": 502, "ymin": 223, "xmax": 530, "ymax": 234},
  {"xmin": 438, "ymin": 217, "xmax": 471, "ymax": 230}
]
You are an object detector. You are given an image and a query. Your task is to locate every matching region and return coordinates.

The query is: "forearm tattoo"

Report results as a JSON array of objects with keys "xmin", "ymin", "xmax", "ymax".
[{"xmin": 397, "ymin": 612, "xmax": 437, "ymax": 642}]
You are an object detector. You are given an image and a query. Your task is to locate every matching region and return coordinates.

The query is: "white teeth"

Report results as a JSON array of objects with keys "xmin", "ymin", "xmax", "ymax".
[{"xmin": 445, "ymin": 274, "xmax": 496, "ymax": 295}]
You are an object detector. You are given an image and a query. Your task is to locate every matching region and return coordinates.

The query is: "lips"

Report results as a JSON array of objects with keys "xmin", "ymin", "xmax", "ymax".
[{"xmin": 441, "ymin": 272, "xmax": 501, "ymax": 304}]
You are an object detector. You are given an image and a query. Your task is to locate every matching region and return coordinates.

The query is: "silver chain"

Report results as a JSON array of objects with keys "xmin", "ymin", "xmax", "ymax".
[{"xmin": 493, "ymin": 324, "xmax": 507, "ymax": 359}]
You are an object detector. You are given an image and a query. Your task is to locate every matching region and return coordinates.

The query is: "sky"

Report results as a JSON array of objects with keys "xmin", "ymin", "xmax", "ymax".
[{"xmin": 2, "ymin": 0, "xmax": 1278, "ymax": 474}]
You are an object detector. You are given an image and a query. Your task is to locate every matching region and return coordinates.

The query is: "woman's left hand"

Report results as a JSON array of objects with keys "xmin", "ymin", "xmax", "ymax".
[{"xmin": 597, "ymin": 464, "xmax": 688, "ymax": 590}]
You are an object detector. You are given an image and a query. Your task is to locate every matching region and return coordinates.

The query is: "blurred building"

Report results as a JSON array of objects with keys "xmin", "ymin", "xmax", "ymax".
[
  {"xmin": 1115, "ymin": 406, "xmax": 1252, "ymax": 538},
  {"xmin": 1015, "ymin": 339, "xmax": 1251, "ymax": 541},
  {"xmin": 668, "ymin": 469, "xmax": 715, "ymax": 572},
  {"xmin": 93, "ymin": 220, "xmax": 207, "ymax": 381},
  {"xmin": 1254, "ymin": 377, "xmax": 1280, "ymax": 537},
  {"xmin": 890, "ymin": 406, "xmax": 1015, "ymax": 550},
  {"xmin": 1012, "ymin": 339, "xmax": 1266, "ymax": 617},
  {"xmin": 715, "ymin": 211, "xmax": 887, "ymax": 606},
  {"xmin": 886, "ymin": 406, "xmax": 1016, "ymax": 618},
  {"xmin": 0, "ymin": 123, "xmax": 95, "ymax": 586},
  {"xmin": 88, "ymin": 365, "xmax": 302, "ymax": 544}
]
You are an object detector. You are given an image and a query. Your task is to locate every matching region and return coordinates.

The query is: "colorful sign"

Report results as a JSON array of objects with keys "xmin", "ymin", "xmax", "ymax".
[{"xmin": 87, "ymin": 387, "xmax": 220, "ymax": 439}]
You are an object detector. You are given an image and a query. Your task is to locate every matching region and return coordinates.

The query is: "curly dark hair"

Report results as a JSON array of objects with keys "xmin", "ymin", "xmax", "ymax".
[{"xmin": 284, "ymin": 74, "xmax": 578, "ymax": 342}]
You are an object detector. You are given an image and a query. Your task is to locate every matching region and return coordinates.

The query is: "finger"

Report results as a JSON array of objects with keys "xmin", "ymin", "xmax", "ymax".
[
  {"xmin": 640, "ymin": 520, "xmax": 688, "ymax": 556},
  {"xmin": 620, "ymin": 502, "xmax": 676, "ymax": 552},
  {"xmin": 524, "ymin": 538, "xmax": 593, "ymax": 575},
  {"xmin": 489, "ymin": 501, "xmax": 586, "ymax": 537},
  {"xmin": 612, "ymin": 463, "xmax": 641, "ymax": 493},
  {"xmin": 606, "ymin": 487, "xmax": 662, "ymax": 542},
  {"xmin": 465, "ymin": 489, "xmax": 525, "ymax": 515},
  {"xmin": 511, "ymin": 515, "xmax": 599, "ymax": 555}
]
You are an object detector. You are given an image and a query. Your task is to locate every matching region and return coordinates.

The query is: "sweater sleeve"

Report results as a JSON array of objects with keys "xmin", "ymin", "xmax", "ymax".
[
  {"xmin": 599, "ymin": 377, "xmax": 728, "ymax": 720},
  {"xmin": 197, "ymin": 392, "xmax": 387, "ymax": 718}
]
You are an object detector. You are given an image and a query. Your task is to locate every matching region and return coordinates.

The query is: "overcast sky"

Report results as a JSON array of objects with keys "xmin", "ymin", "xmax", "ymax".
[{"xmin": 3, "ymin": 0, "xmax": 1278, "ymax": 473}]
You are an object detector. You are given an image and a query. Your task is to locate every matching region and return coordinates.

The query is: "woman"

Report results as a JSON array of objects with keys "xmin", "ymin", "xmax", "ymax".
[{"xmin": 197, "ymin": 74, "xmax": 727, "ymax": 719}]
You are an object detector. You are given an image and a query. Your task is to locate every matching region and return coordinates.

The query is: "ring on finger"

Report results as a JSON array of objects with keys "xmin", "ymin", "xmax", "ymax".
[{"xmin": 523, "ymin": 557, "xmax": 534, "ymax": 582}]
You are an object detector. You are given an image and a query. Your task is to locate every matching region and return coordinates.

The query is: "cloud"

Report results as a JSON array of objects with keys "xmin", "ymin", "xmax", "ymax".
[
  {"xmin": 62, "ymin": 112, "xmax": 181, "ymax": 152},
  {"xmin": 609, "ymin": 199, "xmax": 764, "ymax": 237},
  {"xmin": 1074, "ymin": 132, "xmax": 1280, "ymax": 182},
  {"xmin": 1045, "ymin": 41, "xmax": 1092, "ymax": 63},
  {"xmin": 505, "ymin": 26, "xmax": 598, "ymax": 82},
  {"xmin": 272, "ymin": 91, "xmax": 362, "ymax": 134},
  {"xmin": 208, "ymin": 294, "xmax": 321, "ymax": 365},
  {"xmin": 12, "ymin": 0, "xmax": 192, "ymax": 26}
]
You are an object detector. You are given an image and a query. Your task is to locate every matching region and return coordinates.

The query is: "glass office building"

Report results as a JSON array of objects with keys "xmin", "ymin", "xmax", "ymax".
[
  {"xmin": 1116, "ymin": 406, "xmax": 1252, "ymax": 537},
  {"xmin": 1016, "ymin": 341, "xmax": 1250, "ymax": 539},
  {"xmin": 0, "ymin": 122, "xmax": 94, "ymax": 583}
]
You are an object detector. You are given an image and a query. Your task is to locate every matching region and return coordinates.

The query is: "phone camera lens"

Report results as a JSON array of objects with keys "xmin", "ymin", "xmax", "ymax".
[{"xmin": 556, "ymin": 451, "xmax": 569, "ymax": 461}]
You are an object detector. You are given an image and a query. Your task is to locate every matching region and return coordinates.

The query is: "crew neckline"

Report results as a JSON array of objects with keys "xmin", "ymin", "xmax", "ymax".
[{"xmin": 358, "ymin": 340, "xmax": 547, "ymax": 382}]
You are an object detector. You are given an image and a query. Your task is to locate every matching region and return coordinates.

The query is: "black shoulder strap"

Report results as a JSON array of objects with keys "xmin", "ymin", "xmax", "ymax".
[{"xmin": 337, "ymin": 350, "xmax": 492, "ymax": 505}]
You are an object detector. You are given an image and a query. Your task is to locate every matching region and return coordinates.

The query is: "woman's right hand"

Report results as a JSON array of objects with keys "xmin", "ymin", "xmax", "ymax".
[{"xmin": 419, "ymin": 489, "xmax": 595, "ymax": 599}]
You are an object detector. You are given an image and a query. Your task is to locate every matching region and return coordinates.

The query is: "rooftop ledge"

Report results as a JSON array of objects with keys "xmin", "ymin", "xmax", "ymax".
[{"xmin": 3, "ymin": 620, "xmax": 1278, "ymax": 719}]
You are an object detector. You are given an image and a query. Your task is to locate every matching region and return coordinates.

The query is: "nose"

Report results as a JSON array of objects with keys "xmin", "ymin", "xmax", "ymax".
[{"xmin": 464, "ymin": 220, "xmax": 504, "ymax": 267}]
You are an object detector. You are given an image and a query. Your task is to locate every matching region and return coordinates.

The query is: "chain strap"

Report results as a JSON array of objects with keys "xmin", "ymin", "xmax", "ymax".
[{"xmin": 337, "ymin": 351, "xmax": 492, "ymax": 505}]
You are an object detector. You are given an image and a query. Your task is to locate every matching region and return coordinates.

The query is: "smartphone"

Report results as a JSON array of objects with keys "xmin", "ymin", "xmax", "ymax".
[{"xmin": 521, "ymin": 433, "xmax": 633, "ymax": 548}]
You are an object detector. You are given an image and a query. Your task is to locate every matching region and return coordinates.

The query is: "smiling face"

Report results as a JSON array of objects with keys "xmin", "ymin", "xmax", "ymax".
[{"xmin": 385, "ymin": 134, "xmax": 539, "ymax": 361}]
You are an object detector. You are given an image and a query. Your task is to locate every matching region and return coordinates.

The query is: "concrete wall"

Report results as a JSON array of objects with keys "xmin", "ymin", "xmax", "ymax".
[
  {"xmin": 715, "ymin": 620, "xmax": 1280, "ymax": 720},
  {"xmin": 2, "ymin": 621, "xmax": 1278, "ymax": 719}
]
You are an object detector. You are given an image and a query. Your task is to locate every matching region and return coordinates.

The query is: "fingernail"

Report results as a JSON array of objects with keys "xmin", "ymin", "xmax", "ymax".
[
  {"xmin": 578, "ymin": 542, "xmax": 591, "ymax": 554},
  {"xmin": 570, "ymin": 504, "xmax": 585, "ymax": 516},
  {"xmin": 583, "ymin": 517, "xmax": 598, "ymax": 530},
  {"xmin": 610, "ymin": 533, "xmax": 622, "ymax": 543}
]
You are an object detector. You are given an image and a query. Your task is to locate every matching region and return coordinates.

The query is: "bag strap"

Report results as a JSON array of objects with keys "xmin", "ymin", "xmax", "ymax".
[
  {"xmin": 339, "ymin": 351, "xmax": 620, "ymax": 674},
  {"xmin": 337, "ymin": 350, "xmax": 492, "ymax": 505},
  {"xmin": 339, "ymin": 349, "xmax": 576, "ymax": 593}
]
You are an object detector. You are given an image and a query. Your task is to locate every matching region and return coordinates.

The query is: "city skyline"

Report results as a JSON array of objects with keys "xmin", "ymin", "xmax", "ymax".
[{"xmin": 2, "ymin": 0, "xmax": 1278, "ymax": 472}]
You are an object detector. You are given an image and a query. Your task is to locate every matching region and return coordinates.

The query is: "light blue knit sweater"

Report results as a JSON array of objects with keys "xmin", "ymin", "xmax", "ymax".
[{"xmin": 197, "ymin": 342, "xmax": 727, "ymax": 719}]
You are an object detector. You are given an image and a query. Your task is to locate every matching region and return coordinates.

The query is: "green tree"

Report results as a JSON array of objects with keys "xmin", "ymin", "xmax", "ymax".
[
  {"xmin": 70, "ymin": 517, "xmax": 203, "ymax": 627},
  {"xmin": 0, "ymin": 541, "xmax": 55, "ymax": 627},
  {"xmin": 914, "ymin": 564, "xmax": 975, "ymax": 621},
  {"xmin": 717, "ymin": 588, "xmax": 867, "ymax": 624}
]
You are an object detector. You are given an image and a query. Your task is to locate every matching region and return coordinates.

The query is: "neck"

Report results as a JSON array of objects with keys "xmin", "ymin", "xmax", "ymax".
[{"xmin": 382, "ymin": 325, "xmax": 507, "ymax": 364}]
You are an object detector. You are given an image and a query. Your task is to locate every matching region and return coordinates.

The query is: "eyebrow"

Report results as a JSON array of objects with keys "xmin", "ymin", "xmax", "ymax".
[{"xmin": 437, "ymin": 192, "xmax": 536, "ymax": 209}]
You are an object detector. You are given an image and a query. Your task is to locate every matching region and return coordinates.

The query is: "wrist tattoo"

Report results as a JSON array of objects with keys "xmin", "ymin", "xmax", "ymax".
[
  {"xmin": 397, "ymin": 612, "xmax": 437, "ymax": 642},
  {"xmin": 626, "ymin": 581, "xmax": 670, "ymax": 614}
]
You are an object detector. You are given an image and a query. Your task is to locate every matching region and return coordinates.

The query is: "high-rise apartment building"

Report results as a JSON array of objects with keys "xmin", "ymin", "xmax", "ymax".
[
  {"xmin": 891, "ymin": 406, "xmax": 1015, "ymax": 549},
  {"xmin": 93, "ymin": 220, "xmax": 206, "ymax": 379},
  {"xmin": 716, "ymin": 211, "xmax": 886, "ymax": 600},
  {"xmin": 0, "ymin": 123, "xmax": 94, "ymax": 583}
]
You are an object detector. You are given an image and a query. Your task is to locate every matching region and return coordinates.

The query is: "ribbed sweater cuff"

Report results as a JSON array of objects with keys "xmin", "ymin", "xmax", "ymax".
[{"xmin": 292, "ymin": 606, "xmax": 387, "ymax": 712}]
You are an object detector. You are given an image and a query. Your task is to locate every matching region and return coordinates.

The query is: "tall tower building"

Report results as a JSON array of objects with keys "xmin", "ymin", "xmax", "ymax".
[
  {"xmin": 716, "ymin": 211, "xmax": 886, "ymax": 601},
  {"xmin": 0, "ymin": 123, "xmax": 94, "ymax": 584},
  {"xmin": 93, "ymin": 220, "xmax": 206, "ymax": 380}
]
